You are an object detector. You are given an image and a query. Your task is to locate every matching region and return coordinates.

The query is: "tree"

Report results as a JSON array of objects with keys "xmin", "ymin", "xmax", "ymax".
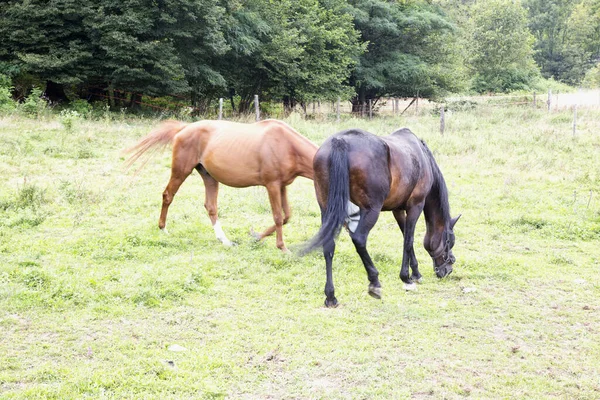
[
  {"xmin": 467, "ymin": 0, "xmax": 539, "ymax": 93},
  {"xmin": 0, "ymin": 0, "xmax": 96, "ymax": 102},
  {"xmin": 344, "ymin": 0, "xmax": 460, "ymax": 112},
  {"xmin": 219, "ymin": 0, "xmax": 362, "ymax": 114}
]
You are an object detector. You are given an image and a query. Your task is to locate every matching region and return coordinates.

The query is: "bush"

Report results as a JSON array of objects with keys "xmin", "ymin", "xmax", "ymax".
[
  {"xmin": 0, "ymin": 74, "xmax": 16, "ymax": 112},
  {"xmin": 59, "ymin": 109, "xmax": 80, "ymax": 134},
  {"xmin": 20, "ymin": 87, "xmax": 48, "ymax": 117},
  {"xmin": 69, "ymin": 99, "xmax": 92, "ymax": 116}
]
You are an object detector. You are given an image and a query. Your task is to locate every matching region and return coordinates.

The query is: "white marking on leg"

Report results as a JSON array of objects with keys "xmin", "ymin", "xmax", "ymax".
[
  {"xmin": 160, "ymin": 227, "xmax": 169, "ymax": 235},
  {"xmin": 345, "ymin": 201, "xmax": 360, "ymax": 233},
  {"xmin": 404, "ymin": 283, "xmax": 417, "ymax": 291},
  {"xmin": 213, "ymin": 220, "xmax": 232, "ymax": 246}
]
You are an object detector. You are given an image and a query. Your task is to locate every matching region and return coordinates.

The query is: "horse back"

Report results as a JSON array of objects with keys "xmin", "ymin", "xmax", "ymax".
[
  {"xmin": 315, "ymin": 130, "xmax": 392, "ymax": 210},
  {"xmin": 381, "ymin": 129, "xmax": 434, "ymax": 210},
  {"xmin": 180, "ymin": 120, "xmax": 314, "ymax": 187}
]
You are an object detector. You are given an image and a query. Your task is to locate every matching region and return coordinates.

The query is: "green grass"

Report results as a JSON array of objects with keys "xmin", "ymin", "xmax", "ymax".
[{"xmin": 1, "ymin": 107, "xmax": 599, "ymax": 399}]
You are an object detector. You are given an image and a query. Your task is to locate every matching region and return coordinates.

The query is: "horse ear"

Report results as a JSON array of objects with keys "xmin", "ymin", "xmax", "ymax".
[{"xmin": 450, "ymin": 214, "xmax": 461, "ymax": 230}]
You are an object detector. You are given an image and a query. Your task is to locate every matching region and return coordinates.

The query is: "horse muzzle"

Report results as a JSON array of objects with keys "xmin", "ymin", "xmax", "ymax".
[{"xmin": 435, "ymin": 263, "xmax": 453, "ymax": 279}]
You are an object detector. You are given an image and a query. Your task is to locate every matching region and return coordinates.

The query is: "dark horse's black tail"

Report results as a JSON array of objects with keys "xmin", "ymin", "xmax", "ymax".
[{"xmin": 302, "ymin": 137, "xmax": 350, "ymax": 254}]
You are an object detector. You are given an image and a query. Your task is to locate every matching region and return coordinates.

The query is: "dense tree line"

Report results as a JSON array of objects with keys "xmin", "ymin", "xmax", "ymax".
[{"xmin": 1, "ymin": 0, "xmax": 599, "ymax": 112}]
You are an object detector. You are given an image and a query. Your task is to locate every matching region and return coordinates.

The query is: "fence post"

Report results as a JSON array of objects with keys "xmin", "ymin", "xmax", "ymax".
[
  {"xmin": 395, "ymin": 98, "xmax": 399, "ymax": 116},
  {"xmin": 547, "ymin": 88, "xmax": 552, "ymax": 112},
  {"xmin": 415, "ymin": 91, "xmax": 419, "ymax": 115},
  {"xmin": 369, "ymin": 99, "xmax": 373, "ymax": 119},
  {"xmin": 533, "ymin": 92, "xmax": 536, "ymax": 108},
  {"xmin": 318, "ymin": 100, "xmax": 321, "ymax": 114},
  {"xmin": 573, "ymin": 88, "xmax": 580, "ymax": 137},
  {"xmin": 254, "ymin": 94, "xmax": 260, "ymax": 121},
  {"xmin": 336, "ymin": 97, "xmax": 340, "ymax": 123},
  {"xmin": 440, "ymin": 105, "xmax": 445, "ymax": 136},
  {"xmin": 556, "ymin": 90, "xmax": 559, "ymax": 110},
  {"xmin": 573, "ymin": 103, "xmax": 577, "ymax": 137},
  {"xmin": 218, "ymin": 98, "xmax": 223, "ymax": 120}
]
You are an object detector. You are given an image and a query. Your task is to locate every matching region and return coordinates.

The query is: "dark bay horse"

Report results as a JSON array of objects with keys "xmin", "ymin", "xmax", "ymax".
[
  {"xmin": 126, "ymin": 119, "xmax": 318, "ymax": 252},
  {"xmin": 303, "ymin": 128, "xmax": 460, "ymax": 307}
]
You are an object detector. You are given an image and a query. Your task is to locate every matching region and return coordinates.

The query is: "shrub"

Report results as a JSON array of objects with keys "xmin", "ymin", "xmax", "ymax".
[
  {"xmin": 0, "ymin": 74, "xmax": 16, "ymax": 112},
  {"xmin": 20, "ymin": 87, "xmax": 47, "ymax": 117}
]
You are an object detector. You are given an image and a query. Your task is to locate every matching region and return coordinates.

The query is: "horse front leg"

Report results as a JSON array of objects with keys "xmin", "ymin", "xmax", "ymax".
[
  {"xmin": 197, "ymin": 167, "xmax": 232, "ymax": 246},
  {"xmin": 263, "ymin": 183, "xmax": 288, "ymax": 252},
  {"xmin": 399, "ymin": 203, "xmax": 424, "ymax": 290},
  {"xmin": 392, "ymin": 209, "xmax": 422, "ymax": 283}
]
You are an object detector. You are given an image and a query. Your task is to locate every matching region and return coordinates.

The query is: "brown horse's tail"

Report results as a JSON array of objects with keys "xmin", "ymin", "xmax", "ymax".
[{"xmin": 123, "ymin": 120, "xmax": 188, "ymax": 170}]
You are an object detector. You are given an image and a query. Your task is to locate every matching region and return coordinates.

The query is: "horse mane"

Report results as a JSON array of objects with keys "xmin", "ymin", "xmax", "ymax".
[{"xmin": 420, "ymin": 139, "xmax": 451, "ymax": 222}]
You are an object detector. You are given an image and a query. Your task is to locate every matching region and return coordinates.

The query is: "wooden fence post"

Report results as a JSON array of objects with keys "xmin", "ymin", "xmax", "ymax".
[
  {"xmin": 336, "ymin": 97, "xmax": 340, "ymax": 123},
  {"xmin": 254, "ymin": 94, "xmax": 260, "ymax": 121},
  {"xmin": 573, "ymin": 103, "xmax": 577, "ymax": 137},
  {"xmin": 395, "ymin": 98, "xmax": 399, "ymax": 116},
  {"xmin": 533, "ymin": 92, "xmax": 536, "ymax": 108},
  {"xmin": 440, "ymin": 106, "xmax": 445, "ymax": 136},
  {"xmin": 415, "ymin": 91, "xmax": 419, "ymax": 115},
  {"xmin": 547, "ymin": 88, "xmax": 552, "ymax": 112},
  {"xmin": 218, "ymin": 98, "xmax": 223, "ymax": 120},
  {"xmin": 369, "ymin": 99, "xmax": 373, "ymax": 119},
  {"xmin": 573, "ymin": 88, "xmax": 580, "ymax": 137}
]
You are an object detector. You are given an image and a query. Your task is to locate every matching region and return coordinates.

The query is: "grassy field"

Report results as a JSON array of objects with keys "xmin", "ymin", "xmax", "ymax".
[{"xmin": 1, "ymin": 105, "xmax": 599, "ymax": 399}]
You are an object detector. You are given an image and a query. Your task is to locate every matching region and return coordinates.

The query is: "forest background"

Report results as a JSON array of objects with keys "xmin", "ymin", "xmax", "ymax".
[{"xmin": 2, "ymin": 0, "xmax": 600, "ymax": 116}]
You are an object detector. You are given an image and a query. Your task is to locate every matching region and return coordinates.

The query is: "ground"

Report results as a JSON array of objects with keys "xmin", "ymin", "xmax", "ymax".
[{"xmin": 0, "ymin": 104, "xmax": 599, "ymax": 399}]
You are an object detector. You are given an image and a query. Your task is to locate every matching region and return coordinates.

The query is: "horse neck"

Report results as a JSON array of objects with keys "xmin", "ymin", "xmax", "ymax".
[
  {"xmin": 293, "ymin": 137, "xmax": 318, "ymax": 179},
  {"xmin": 423, "ymin": 169, "xmax": 450, "ymax": 251}
]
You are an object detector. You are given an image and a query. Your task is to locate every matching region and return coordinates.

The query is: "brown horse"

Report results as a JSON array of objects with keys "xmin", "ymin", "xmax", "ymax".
[
  {"xmin": 126, "ymin": 119, "xmax": 317, "ymax": 251},
  {"xmin": 303, "ymin": 127, "xmax": 460, "ymax": 307}
]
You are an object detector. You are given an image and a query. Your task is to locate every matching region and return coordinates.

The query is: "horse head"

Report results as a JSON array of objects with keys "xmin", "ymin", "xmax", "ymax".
[{"xmin": 428, "ymin": 214, "xmax": 460, "ymax": 278}]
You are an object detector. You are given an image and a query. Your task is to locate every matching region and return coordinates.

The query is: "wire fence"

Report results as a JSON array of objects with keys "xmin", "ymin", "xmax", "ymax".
[{"xmin": 89, "ymin": 87, "xmax": 600, "ymax": 120}]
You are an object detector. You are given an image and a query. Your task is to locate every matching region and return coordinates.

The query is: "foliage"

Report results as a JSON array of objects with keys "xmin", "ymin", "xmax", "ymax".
[
  {"xmin": 344, "ymin": 0, "xmax": 461, "ymax": 107},
  {"xmin": 524, "ymin": 0, "xmax": 600, "ymax": 85},
  {"xmin": 0, "ymin": 74, "xmax": 16, "ymax": 111},
  {"xmin": 19, "ymin": 87, "xmax": 47, "ymax": 117},
  {"xmin": 1, "ymin": 0, "xmax": 599, "ymax": 110},
  {"xmin": 582, "ymin": 62, "xmax": 600, "ymax": 87},
  {"xmin": 468, "ymin": 0, "xmax": 540, "ymax": 93},
  {"xmin": 58, "ymin": 110, "xmax": 81, "ymax": 135}
]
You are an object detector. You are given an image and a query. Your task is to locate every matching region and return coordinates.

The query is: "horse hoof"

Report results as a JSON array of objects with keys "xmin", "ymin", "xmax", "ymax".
[
  {"xmin": 221, "ymin": 239, "xmax": 233, "ymax": 247},
  {"xmin": 324, "ymin": 298, "xmax": 338, "ymax": 308},
  {"xmin": 160, "ymin": 227, "xmax": 169, "ymax": 235},
  {"xmin": 249, "ymin": 228, "xmax": 261, "ymax": 241},
  {"xmin": 368, "ymin": 285, "xmax": 382, "ymax": 299},
  {"xmin": 411, "ymin": 276, "xmax": 423, "ymax": 284},
  {"xmin": 404, "ymin": 283, "xmax": 417, "ymax": 291}
]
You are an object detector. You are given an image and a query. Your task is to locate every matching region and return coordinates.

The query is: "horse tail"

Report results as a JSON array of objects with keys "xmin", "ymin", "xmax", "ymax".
[
  {"xmin": 302, "ymin": 137, "xmax": 350, "ymax": 254},
  {"xmin": 123, "ymin": 120, "xmax": 188, "ymax": 169}
]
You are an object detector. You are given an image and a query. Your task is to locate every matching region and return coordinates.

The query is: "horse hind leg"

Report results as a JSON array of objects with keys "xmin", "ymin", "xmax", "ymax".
[
  {"xmin": 159, "ymin": 161, "xmax": 195, "ymax": 233},
  {"xmin": 197, "ymin": 166, "xmax": 232, "ymax": 246},
  {"xmin": 349, "ymin": 208, "xmax": 383, "ymax": 300}
]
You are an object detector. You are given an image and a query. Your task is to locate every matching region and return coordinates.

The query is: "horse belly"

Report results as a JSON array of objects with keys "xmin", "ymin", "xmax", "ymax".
[{"xmin": 201, "ymin": 147, "xmax": 263, "ymax": 188}]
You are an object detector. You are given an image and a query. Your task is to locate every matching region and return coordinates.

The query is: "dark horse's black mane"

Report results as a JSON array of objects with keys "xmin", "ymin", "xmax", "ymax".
[{"xmin": 419, "ymin": 139, "xmax": 451, "ymax": 222}]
